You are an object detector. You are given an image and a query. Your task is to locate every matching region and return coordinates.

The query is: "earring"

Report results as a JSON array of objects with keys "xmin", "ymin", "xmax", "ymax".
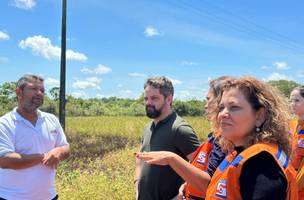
[{"xmin": 255, "ymin": 127, "xmax": 261, "ymax": 132}]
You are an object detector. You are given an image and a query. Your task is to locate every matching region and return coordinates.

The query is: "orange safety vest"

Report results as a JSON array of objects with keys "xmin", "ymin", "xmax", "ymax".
[
  {"xmin": 290, "ymin": 119, "xmax": 304, "ymax": 161},
  {"xmin": 184, "ymin": 131, "xmax": 220, "ymax": 200},
  {"xmin": 290, "ymin": 119, "xmax": 304, "ymax": 200},
  {"xmin": 205, "ymin": 143, "xmax": 298, "ymax": 200}
]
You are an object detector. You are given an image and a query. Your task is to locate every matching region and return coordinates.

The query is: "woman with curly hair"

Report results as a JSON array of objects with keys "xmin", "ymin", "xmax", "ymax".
[{"xmin": 205, "ymin": 76, "xmax": 297, "ymax": 200}]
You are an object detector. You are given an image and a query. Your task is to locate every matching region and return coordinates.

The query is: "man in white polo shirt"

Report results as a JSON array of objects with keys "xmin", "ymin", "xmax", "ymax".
[{"xmin": 0, "ymin": 74, "xmax": 70, "ymax": 200}]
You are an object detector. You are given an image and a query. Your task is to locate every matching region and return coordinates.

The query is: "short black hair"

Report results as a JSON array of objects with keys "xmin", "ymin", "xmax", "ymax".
[{"xmin": 144, "ymin": 76, "xmax": 174, "ymax": 97}]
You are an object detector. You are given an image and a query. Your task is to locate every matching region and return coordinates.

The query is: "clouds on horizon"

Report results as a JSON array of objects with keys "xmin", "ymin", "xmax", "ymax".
[
  {"xmin": 273, "ymin": 61, "xmax": 289, "ymax": 70},
  {"xmin": 263, "ymin": 72, "xmax": 292, "ymax": 82},
  {"xmin": 19, "ymin": 35, "xmax": 87, "ymax": 61},
  {"xmin": 45, "ymin": 77, "xmax": 60, "ymax": 89},
  {"xmin": 71, "ymin": 91, "xmax": 87, "ymax": 98},
  {"xmin": 169, "ymin": 77, "xmax": 182, "ymax": 85},
  {"xmin": 0, "ymin": 31, "xmax": 10, "ymax": 41},
  {"xmin": 128, "ymin": 72, "xmax": 147, "ymax": 78},
  {"xmin": 72, "ymin": 77, "xmax": 101, "ymax": 90},
  {"xmin": 118, "ymin": 89, "xmax": 139, "ymax": 99}
]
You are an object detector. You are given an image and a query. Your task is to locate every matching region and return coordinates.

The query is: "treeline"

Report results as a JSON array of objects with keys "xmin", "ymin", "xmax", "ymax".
[
  {"xmin": 0, "ymin": 79, "xmax": 301, "ymax": 117},
  {"xmin": 0, "ymin": 94, "xmax": 205, "ymax": 117}
]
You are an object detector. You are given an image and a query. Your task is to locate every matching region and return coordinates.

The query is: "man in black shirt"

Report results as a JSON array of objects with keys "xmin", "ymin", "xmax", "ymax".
[{"xmin": 134, "ymin": 76, "xmax": 200, "ymax": 200}]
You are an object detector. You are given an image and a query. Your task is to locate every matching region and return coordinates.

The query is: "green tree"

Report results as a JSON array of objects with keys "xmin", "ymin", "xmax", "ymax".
[
  {"xmin": 268, "ymin": 80, "xmax": 300, "ymax": 97},
  {"xmin": 0, "ymin": 82, "xmax": 16, "ymax": 99},
  {"xmin": 0, "ymin": 82, "xmax": 17, "ymax": 115},
  {"xmin": 173, "ymin": 99, "xmax": 205, "ymax": 116},
  {"xmin": 41, "ymin": 96, "xmax": 58, "ymax": 115},
  {"xmin": 49, "ymin": 87, "xmax": 60, "ymax": 100}
]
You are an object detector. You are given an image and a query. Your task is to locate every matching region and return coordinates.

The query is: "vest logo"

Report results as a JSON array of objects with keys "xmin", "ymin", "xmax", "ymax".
[
  {"xmin": 298, "ymin": 139, "xmax": 304, "ymax": 149},
  {"xmin": 215, "ymin": 180, "xmax": 227, "ymax": 199},
  {"xmin": 196, "ymin": 152, "xmax": 206, "ymax": 165}
]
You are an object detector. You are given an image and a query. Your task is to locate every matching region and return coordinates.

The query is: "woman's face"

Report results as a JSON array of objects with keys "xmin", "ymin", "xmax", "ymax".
[
  {"xmin": 218, "ymin": 88, "xmax": 259, "ymax": 146},
  {"xmin": 290, "ymin": 89, "xmax": 304, "ymax": 118},
  {"xmin": 204, "ymin": 89, "xmax": 215, "ymax": 117}
]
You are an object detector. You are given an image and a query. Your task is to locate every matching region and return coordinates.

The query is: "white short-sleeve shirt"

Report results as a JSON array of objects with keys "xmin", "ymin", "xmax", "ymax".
[{"xmin": 0, "ymin": 108, "xmax": 69, "ymax": 200}]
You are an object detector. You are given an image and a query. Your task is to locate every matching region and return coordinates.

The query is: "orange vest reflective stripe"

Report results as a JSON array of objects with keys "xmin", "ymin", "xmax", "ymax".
[
  {"xmin": 290, "ymin": 119, "xmax": 304, "ymax": 158},
  {"xmin": 185, "ymin": 131, "xmax": 219, "ymax": 200},
  {"xmin": 290, "ymin": 120, "xmax": 304, "ymax": 199},
  {"xmin": 205, "ymin": 143, "xmax": 298, "ymax": 200}
]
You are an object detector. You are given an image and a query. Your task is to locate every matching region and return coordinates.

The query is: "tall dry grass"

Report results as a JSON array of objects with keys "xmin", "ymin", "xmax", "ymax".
[{"xmin": 56, "ymin": 116, "xmax": 210, "ymax": 199}]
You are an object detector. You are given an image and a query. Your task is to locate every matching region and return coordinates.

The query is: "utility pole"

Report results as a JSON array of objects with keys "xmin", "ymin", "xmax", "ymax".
[{"xmin": 59, "ymin": 0, "xmax": 67, "ymax": 130}]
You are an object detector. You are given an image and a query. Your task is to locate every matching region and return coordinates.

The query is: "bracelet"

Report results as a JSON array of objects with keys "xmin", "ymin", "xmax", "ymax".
[{"xmin": 134, "ymin": 179, "xmax": 139, "ymax": 184}]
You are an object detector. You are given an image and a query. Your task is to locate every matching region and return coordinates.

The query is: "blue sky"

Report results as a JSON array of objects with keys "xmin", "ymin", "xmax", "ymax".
[{"xmin": 1, "ymin": 0, "xmax": 304, "ymax": 100}]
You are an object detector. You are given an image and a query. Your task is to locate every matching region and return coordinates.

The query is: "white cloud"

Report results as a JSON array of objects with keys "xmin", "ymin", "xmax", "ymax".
[
  {"xmin": 86, "ymin": 77, "xmax": 101, "ymax": 84},
  {"xmin": 95, "ymin": 65, "xmax": 111, "ymax": 74},
  {"xmin": 80, "ymin": 67, "xmax": 91, "ymax": 73},
  {"xmin": 119, "ymin": 89, "xmax": 139, "ymax": 99},
  {"xmin": 263, "ymin": 72, "xmax": 291, "ymax": 81},
  {"xmin": 0, "ymin": 31, "xmax": 10, "ymax": 41},
  {"xmin": 96, "ymin": 93, "xmax": 116, "ymax": 98},
  {"xmin": 169, "ymin": 77, "xmax": 182, "ymax": 85},
  {"xmin": 144, "ymin": 26, "xmax": 161, "ymax": 37},
  {"xmin": 13, "ymin": 0, "xmax": 36, "ymax": 10},
  {"xmin": 129, "ymin": 72, "xmax": 147, "ymax": 78},
  {"xmin": 72, "ymin": 77, "xmax": 101, "ymax": 90},
  {"xmin": 19, "ymin": 35, "xmax": 87, "ymax": 61},
  {"xmin": 72, "ymin": 81, "xmax": 97, "ymax": 90},
  {"xmin": 121, "ymin": 90, "xmax": 133, "ymax": 94},
  {"xmin": 66, "ymin": 49, "xmax": 87, "ymax": 62},
  {"xmin": 179, "ymin": 90, "xmax": 191, "ymax": 99},
  {"xmin": 117, "ymin": 84, "xmax": 123, "ymax": 88},
  {"xmin": 174, "ymin": 87, "xmax": 206, "ymax": 100},
  {"xmin": 273, "ymin": 61, "xmax": 289, "ymax": 70},
  {"xmin": 71, "ymin": 91, "xmax": 87, "ymax": 98},
  {"xmin": 0, "ymin": 31, "xmax": 10, "ymax": 40},
  {"xmin": 181, "ymin": 61, "xmax": 199, "ymax": 66},
  {"xmin": 81, "ymin": 64, "xmax": 112, "ymax": 75},
  {"xmin": 45, "ymin": 78, "xmax": 59, "ymax": 88}
]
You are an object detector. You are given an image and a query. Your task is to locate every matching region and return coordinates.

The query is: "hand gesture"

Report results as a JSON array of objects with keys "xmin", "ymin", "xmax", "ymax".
[
  {"xmin": 43, "ymin": 148, "xmax": 61, "ymax": 168},
  {"xmin": 135, "ymin": 151, "xmax": 174, "ymax": 165}
]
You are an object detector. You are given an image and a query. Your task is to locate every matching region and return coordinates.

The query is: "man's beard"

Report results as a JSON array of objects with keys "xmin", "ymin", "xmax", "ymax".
[
  {"xmin": 22, "ymin": 97, "xmax": 43, "ymax": 113},
  {"xmin": 145, "ymin": 105, "xmax": 162, "ymax": 119}
]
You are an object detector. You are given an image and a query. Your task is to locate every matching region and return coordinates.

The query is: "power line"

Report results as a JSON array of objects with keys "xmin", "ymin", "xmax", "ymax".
[
  {"xmin": 199, "ymin": 0, "xmax": 304, "ymax": 49},
  {"xmin": 167, "ymin": 0, "xmax": 304, "ymax": 54}
]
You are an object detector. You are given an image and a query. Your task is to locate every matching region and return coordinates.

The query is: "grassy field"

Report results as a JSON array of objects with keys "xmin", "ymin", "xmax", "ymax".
[{"xmin": 56, "ymin": 116, "xmax": 210, "ymax": 199}]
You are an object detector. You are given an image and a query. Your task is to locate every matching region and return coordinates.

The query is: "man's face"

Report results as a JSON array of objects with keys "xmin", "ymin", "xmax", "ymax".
[
  {"xmin": 144, "ymin": 85, "xmax": 166, "ymax": 119},
  {"xmin": 17, "ymin": 80, "xmax": 45, "ymax": 113}
]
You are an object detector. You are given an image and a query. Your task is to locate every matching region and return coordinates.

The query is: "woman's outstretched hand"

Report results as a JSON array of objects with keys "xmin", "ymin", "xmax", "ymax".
[{"xmin": 135, "ymin": 151, "xmax": 175, "ymax": 166}]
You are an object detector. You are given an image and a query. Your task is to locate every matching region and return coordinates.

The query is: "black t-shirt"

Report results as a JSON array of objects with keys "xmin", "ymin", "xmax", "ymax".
[
  {"xmin": 138, "ymin": 112, "xmax": 200, "ymax": 200},
  {"xmin": 237, "ymin": 147, "xmax": 287, "ymax": 200}
]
